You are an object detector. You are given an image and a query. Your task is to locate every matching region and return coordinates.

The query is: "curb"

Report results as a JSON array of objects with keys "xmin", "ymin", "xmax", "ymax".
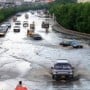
[{"xmin": 52, "ymin": 23, "xmax": 90, "ymax": 39}]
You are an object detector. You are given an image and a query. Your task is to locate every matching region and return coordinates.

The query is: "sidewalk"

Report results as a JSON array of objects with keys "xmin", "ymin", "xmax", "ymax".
[{"xmin": 52, "ymin": 23, "xmax": 90, "ymax": 39}]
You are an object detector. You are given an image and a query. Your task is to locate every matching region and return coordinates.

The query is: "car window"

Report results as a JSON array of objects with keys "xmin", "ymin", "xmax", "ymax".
[{"xmin": 54, "ymin": 63, "xmax": 71, "ymax": 70}]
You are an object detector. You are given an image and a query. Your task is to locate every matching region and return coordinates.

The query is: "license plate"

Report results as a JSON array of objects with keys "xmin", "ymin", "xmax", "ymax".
[{"xmin": 61, "ymin": 75, "xmax": 65, "ymax": 78}]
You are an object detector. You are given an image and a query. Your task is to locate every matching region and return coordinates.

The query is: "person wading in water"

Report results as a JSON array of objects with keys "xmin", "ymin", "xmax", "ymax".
[{"xmin": 15, "ymin": 81, "xmax": 28, "ymax": 90}]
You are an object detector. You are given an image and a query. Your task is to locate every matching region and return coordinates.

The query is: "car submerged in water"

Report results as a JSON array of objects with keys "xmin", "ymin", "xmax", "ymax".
[
  {"xmin": 60, "ymin": 40, "xmax": 71, "ymax": 47},
  {"xmin": 0, "ymin": 25, "xmax": 8, "ymax": 36},
  {"xmin": 60, "ymin": 40, "xmax": 83, "ymax": 48},
  {"xmin": 70, "ymin": 41, "xmax": 83, "ymax": 48},
  {"xmin": 32, "ymin": 34, "xmax": 42, "ymax": 40},
  {"xmin": 51, "ymin": 60, "xmax": 79, "ymax": 81}
]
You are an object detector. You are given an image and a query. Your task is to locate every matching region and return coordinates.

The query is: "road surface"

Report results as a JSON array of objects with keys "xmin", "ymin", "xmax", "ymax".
[{"xmin": 0, "ymin": 11, "xmax": 90, "ymax": 90}]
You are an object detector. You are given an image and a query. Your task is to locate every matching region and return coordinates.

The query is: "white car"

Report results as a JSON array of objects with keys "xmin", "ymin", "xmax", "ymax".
[
  {"xmin": 13, "ymin": 26, "xmax": 20, "ymax": 32},
  {"xmin": 51, "ymin": 60, "xmax": 74, "ymax": 81},
  {"xmin": 15, "ymin": 21, "xmax": 21, "ymax": 25}
]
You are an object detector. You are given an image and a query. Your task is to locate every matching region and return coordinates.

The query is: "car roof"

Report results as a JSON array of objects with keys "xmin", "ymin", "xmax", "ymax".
[
  {"xmin": 1, "ymin": 24, "xmax": 7, "ymax": 26},
  {"xmin": 24, "ymin": 21, "xmax": 28, "ymax": 22},
  {"xmin": 15, "ymin": 21, "xmax": 21, "ymax": 22},
  {"xmin": 14, "ymin": 26, "xmax": 20, "ymax": 28},
  {"xmin": 56, "ymin": 60, "xmax": 69, "ymax": 64}
]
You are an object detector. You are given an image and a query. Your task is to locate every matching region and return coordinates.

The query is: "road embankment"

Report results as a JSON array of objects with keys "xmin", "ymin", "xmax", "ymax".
[{"xmin": 52, "ymin": 23, "xmax": 90, "ymax": 39}]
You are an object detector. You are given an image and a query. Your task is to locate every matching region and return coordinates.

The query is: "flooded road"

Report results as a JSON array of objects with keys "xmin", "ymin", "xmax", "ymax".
[{"xmin": 0, "ymin": 11, "xmax": 90, "ymax": 90}]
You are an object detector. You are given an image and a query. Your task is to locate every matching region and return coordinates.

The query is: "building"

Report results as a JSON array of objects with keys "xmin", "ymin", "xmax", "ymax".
[
  {"xmin": 35, "ymin": 0, "xmax": 55, "ymax": 3},
  {"xmin": 0, "ymin": 0, "xmax": 14, "ymax": 8},
  {"xmin": 78, "ymin": 0, "xmax": 90, "ymax": 3},
  {"xmin": 0, "ymin": 0, "xmax": 24, "ymax": 5},
  {"xmin": 14, "ymin": 0, "xmax": 24, "ymax": 5},
  {"xmin": 0, "ymin": 0, "xmax": 14, "ymax": 3}
]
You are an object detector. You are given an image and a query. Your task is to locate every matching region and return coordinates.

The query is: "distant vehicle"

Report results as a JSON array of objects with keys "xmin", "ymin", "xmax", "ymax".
[
  {"xmin": 51, "ymin": 60, "xmax": 74, "ymax": 81},
  {"xmin": 25, "ymin": 14, "xmax": 29, "ymax": 19},
  {"xmin": 41, "ymin": 21, "xmax": 49, "ymax": 29},
  {"xmin": 13, "ymin": 16, "xmax": 17, "ymax": 22},
  {"xmin": 70, "ymin": 41, "xmax": 83, "ymax": 48},
  {"xmin": 4, "ymin": 22, "xmax": 11, "ymax": 28},
  {"xmin": 16, "ymin": 13, "xmax": 21, "ymax": 17},
  {"xmin": 23, "ymin": 21, "xmax": 28, "ymax": 27},
  {"xmin": 31, "ymin": 11, "xmax": 34, "ymax": 14},
  {"xmin": 30, "ymin": 22, "xmax": 35, "ymax": 32},
  {"xmin": 13, "ymin": 26, "xmax": 20, "ymax": 32},
  {"xmin": 15, "ymin": 21, "xmax": 21, "ymax": 25},
  {"xmin": 0, "ymin": 25, "xmax": 8, "ymax": 36}
]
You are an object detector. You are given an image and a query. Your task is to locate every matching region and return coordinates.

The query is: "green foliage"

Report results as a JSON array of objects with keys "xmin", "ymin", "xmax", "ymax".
[
  {"xmin": 49, "ymin": 3, "xmax": 90, "ymax": 34},
  {"xmin": 0, "ymin": 4, "xmax": 48, "ymax": 23}
]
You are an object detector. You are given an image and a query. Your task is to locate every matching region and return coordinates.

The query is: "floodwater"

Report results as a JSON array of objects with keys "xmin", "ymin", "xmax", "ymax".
[{"xmin": 0, "ymin": 11, "xmax": 90, "ymax": 90}]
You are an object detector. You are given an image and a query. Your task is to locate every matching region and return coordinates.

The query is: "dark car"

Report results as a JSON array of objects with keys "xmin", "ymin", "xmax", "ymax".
[
  {"xmin": 13, "ymin": 26, "xmax": 20, "ymax": 32},
  {"xmin": 51, "ymin": 60, "xmax": 74, "ymax": 81},
  {"xmin": 32, "ymin": 34, "xmax": 42, "ymax": 40},
  {"xmin": 60, "ymin": 41, "xmax": 71, "ymax": 47},
  {"xmin": 70, "ymin": 41, "xmax": 83, "ymax": 48},
  {"xmin": 0, "ymin": 25, "xmax": 8, "ymax": 36},
  {"xmin": 41, "ymin": 21, "xmax": 49, "ymax": 29}
]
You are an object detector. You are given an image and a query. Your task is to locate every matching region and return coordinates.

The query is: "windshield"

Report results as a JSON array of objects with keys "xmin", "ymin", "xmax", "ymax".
[{"xmin": 54, "ymin": 63, "xmax": 71, "ymax": 70}]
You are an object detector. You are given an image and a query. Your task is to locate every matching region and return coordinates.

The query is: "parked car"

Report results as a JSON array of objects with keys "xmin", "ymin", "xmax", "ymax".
[
  {"xmin": 51, "ymin": 60, "xmax": 74, "ymax": 81},
  {"xmin": 23, "ymin": 21, "xmax": 28, "ymax": 27},
  {"xmin": 13, "ymin": 26, "xmax": 20, "ymax": 32},
  {"xmin": 4, "ymin": 22, "xmax": 11, "ymax": 28},
  {"xmin": 0, "ymin": 25, "xmax": 8, "ymax": 36},
  {"xmin": 15, "ymin": 21, "xmax": 21, "ymax": 25},
  {"xmin": 70, "ymin": 41, "xmax": 83, "ymax": 48}
]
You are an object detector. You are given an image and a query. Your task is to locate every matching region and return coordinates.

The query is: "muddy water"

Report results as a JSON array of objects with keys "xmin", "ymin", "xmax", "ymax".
[{"xmin": 0, "ymin": 11, "xmax": 90, "ymax": 90}]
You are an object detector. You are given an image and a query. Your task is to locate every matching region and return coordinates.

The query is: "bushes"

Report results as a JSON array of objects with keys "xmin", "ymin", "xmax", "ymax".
[
  {"xmin": 0, "ymin": 6, "xmax": 29, "ymax": 23},
  {"xmin": 50, "ymin": 3, "xmax": 90, "ymax": 34},
  {"xmin": 0, "ymin": 4, "xmax": 48, "ymax": 23}
]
